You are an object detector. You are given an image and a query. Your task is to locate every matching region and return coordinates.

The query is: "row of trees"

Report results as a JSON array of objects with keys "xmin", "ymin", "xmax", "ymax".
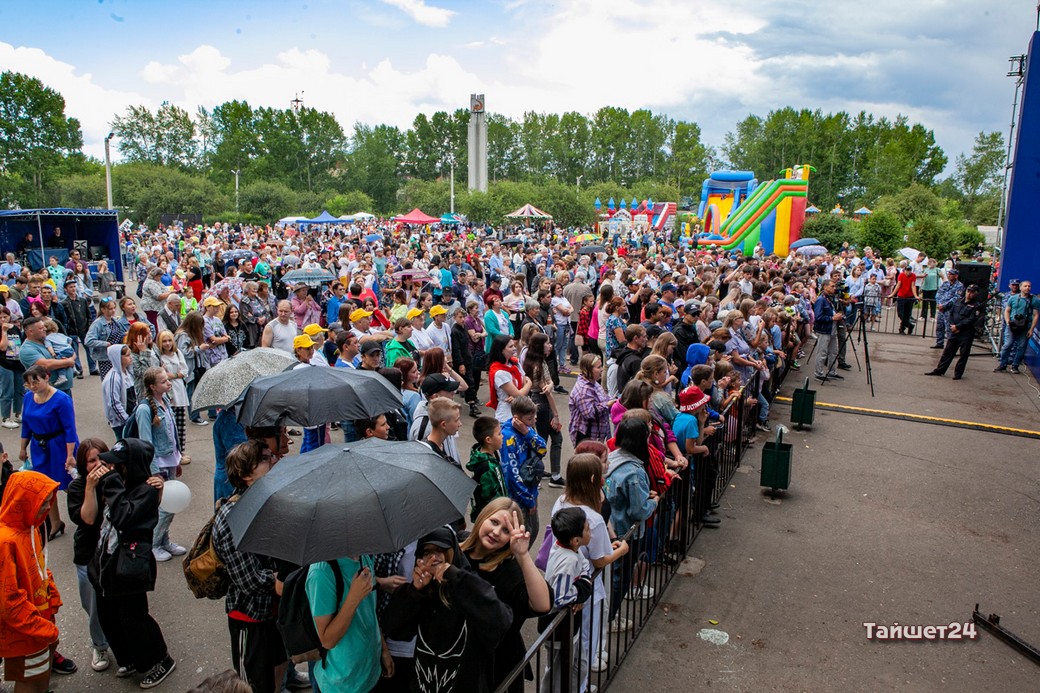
[{"xmin": 0, "ymin": 70, "xmax": 1006, "ymax": 232}]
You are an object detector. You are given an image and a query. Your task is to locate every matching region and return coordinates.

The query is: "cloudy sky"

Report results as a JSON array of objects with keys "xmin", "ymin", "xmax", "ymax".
[{"xmin": 0, "ymin": 0, "xmax": 1032, "ymax": 170}]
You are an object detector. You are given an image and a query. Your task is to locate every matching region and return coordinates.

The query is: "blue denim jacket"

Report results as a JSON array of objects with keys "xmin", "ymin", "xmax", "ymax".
[{"xmin": 134, "ymin": 396, "xmax": 177, "ymax": 472}]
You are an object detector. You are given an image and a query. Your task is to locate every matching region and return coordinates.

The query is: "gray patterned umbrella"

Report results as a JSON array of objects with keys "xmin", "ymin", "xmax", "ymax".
[{"xmin": 190, "ymin": 347, "xmax": 297, "ymax": 413}]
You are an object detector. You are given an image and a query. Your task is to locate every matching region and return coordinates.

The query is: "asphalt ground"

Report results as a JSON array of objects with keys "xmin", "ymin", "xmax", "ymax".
[
  {"xmin": 5, "ymin": 328, "xmax": 1038, "ymax": 692},
  {"xmin": 0, "ymin": 349, "xmax": 576, "ymax": 692},
  {"xmin": 613, "ymin": 331, "xmax": 1040, "ymax": 692}
]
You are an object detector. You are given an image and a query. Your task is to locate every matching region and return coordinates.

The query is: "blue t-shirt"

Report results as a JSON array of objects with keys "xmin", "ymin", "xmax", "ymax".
[
  {"xmin": 305, "ymin": 556, "xmax": 381, "ymax": 693},
  {"xmin": 19, "ymin": 339, "xmax": 73, "ymax": 392},
  {"xmin": 672, "ymin": 412, "xmax": 700, "ymax": 454}
]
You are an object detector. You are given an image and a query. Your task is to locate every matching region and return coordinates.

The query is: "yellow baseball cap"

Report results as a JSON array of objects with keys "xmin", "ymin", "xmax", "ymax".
[
  {"xmin": 349, "ymin": 308, "xmax": 373, "ymax": 322},
  {"xmin": 202, "ymin": 296, "xmax": 222, "ymax": 307},
  {"xmin": 406, "ymin": 308, "xmax": 424, "ymax": 320},
  {"xmin": 429, "ymin": 305, "xmax": 448, "ymax": 317},
  {"xmin": 0, "ymin": 284, "xmax": 8, "ymax": 293},
  {"xmin": 293, "ymin": 334, "xmax": 316, "ymax": 350},
  {"xmin": 303, "ymin": 323, "xmax": 327, "ymax": 336}
]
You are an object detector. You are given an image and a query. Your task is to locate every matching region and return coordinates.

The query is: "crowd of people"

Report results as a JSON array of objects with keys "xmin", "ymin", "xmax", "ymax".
[{"xmin": 0, "ymin": 218, "xmax": 1034, "ymax": 693}]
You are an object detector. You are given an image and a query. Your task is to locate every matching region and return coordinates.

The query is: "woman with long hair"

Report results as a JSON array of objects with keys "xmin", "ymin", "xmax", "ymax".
[
  {"xmin": 394, "ymin": 357, "xmax": 422, "ymax": 427},
  {"xmin": 66, "ymin": 438, "xmax": 114, "ymax": 673},
  {"xmin": 502, "ymin": 280, "xmax": 528, "ymax": 339},
  {"xmin": 604, "ymin": 417, "xmax": 658, "ymax": 624},
  {"xmin": 383, "ymin": 526, "xmax": 512, "ymax": 693},
  {"xmin": 175, "ymin": 312, "xmax": 209, "ymax": 426},
  {"xmin": 222, "ymin": 304, "xmax": 247, "ymax": 356},
  {"xmin": 567, "ymin": 353, "xmax": 612, "ymax": 447},
  {"xmin": 522, "ymin": 332, "xmax": 563, "ymax": 487},
  {"xmin": 460, "ymin": 497, "xmax": 552, "ymax": 693},
  {"xmin": 156, "ymin": 331, "xmax": 190, "ymax": 463},
  {"xmin": 487, "ymin": 335, "xmax": 532, "ymax": 424}
]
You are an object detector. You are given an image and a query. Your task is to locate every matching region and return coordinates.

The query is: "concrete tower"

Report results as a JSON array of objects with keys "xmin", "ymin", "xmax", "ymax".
[{"xmin": 467, "ymin": 93, "xmax": 488, "ymax": 192}]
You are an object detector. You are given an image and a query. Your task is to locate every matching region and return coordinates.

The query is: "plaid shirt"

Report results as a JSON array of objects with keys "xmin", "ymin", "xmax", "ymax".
[
  {"xmin": 212, "ymin": 496, "xmax": 279, "ymax": 621},
  {"xmin": 568, "ymin": 375, "xmax": 612, "ymax": 446}
]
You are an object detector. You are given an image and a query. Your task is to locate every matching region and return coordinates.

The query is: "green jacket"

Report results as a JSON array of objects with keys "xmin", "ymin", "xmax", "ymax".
[
  {"xmin": 384, "ymin": 338, "xmax": 417, "ymax": 368},
  {"xmin": 467, "ymin": 445, "xmax": 506, "ymax": 522}
]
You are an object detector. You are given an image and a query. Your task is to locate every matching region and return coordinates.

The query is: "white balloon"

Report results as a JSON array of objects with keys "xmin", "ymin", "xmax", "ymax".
[{"xmin": 159, "ymin": 480, "xmax": 192, "ymax": 514}]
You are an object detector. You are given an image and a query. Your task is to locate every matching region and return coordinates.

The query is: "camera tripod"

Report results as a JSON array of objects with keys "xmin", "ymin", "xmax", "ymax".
[{"xmin": 810, "ymin": 305, "xmax": 876, "ymax": 397}]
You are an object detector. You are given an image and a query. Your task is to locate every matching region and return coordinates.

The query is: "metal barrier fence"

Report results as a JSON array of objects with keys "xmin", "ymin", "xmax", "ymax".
[
  {"xmin": 858, "ymin": 294, "xmax": 1006, "ymax": 351},
  {"xmin": 495, "ymin": 368, "xmax": 775, "ymax": 693}
]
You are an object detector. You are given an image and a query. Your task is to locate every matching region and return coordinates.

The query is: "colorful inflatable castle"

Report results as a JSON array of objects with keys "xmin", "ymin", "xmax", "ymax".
[
  {"xmin": 595, "ymin": 197, "xmax": 678, "ymax": 237},
  {"xmin": 695, "ymin": 165, "xmax": 812, "ymax": 256}
]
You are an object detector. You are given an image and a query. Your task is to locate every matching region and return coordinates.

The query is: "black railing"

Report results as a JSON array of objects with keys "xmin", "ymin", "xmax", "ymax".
[{"xmin": 495, "ymin": 366, "xmax": 781, "ymax": 692}]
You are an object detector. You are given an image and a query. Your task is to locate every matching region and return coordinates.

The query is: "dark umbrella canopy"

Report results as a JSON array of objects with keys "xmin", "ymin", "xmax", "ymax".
[
  {"xmin": 227, "ymin": 439, "xmax": 476, "ymax": 564},
  {"xmin": 236, "ymin": 366, "xmax": 403, "ymax": 427},
  {"xmin": 578, "ymin": 245, "xmax": 607, "ymax": 255},
  {"xmin": 789, "ymin": 237, "xmax": 821, "ymax": 250},
  {"xmin": 501, "ymin": 237, "xmax": 524, "ymax": 246}
]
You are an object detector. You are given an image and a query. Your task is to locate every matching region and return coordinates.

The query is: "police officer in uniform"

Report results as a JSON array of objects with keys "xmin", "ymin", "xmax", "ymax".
[
  {"xmin": 925, "ymin": 284, "xmax": 983, "ymax": 380},
  {"xmin": 931, "ymin": 267, "xmax": 964, "ymax": 349}
]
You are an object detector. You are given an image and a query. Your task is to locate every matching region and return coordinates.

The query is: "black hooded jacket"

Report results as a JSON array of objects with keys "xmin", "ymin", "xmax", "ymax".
[
  {"xmin": 97, "ymin": 438, "xmax": 160, "ymax": 545},
  {"xmin": 383, "ymin": 531, "xmax": 512, "ymax": 693}
]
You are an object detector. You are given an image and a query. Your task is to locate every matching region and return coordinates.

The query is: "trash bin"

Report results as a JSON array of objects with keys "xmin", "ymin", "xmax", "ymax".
[
  {"xmin": 790, "ymin": 377, "xmax": 816, "ymax": 430},
  {"xmin": 760, "ymin": 428, "xmax": 792, "ymax": 492}
]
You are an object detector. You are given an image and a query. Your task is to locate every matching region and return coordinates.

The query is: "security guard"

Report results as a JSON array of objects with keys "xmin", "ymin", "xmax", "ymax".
[
  {"xmin": 931, "ymin": 268, "xmax": 964, "ymax": 349},
  {"xmin": 925, "ymin": 284, "xmax": 983, "ymax": 380}
]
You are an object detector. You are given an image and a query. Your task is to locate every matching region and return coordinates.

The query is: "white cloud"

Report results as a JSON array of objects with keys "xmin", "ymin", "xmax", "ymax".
[
  {"xmin": 0, "ymin": 42, "xmax": 152, "ymax": 159},
  {"xmin": 380, "ymin": 0, "xmax": 456, "ymax": 28}
]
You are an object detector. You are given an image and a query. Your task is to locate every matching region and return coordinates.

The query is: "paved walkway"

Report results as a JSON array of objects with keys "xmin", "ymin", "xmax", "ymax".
[{"xmin": 614, "ymin": 332, "xmax": 1040, "ymax": 692}]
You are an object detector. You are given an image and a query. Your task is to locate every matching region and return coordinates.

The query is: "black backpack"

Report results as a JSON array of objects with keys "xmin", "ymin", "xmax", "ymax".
[{"xmin": 277, "ymin": 561, "xmax": 344, "ymax": 664}]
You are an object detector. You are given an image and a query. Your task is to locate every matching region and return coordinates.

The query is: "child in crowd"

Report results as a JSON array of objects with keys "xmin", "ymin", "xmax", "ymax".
[
  {"xmin": 539, "ymin": 506, "xmax": 594, "ymax": 693},
  {"xmin": 467, "ymin": 415, "xmax": 506, "ymax": 521},
  {"xmin": 43, "ymin": 319, "xmax": 75, "ymax": 388},
  {"xmin": 156, "ymin": 330, "xmax": 190, "ymax": 464},
  {"xmin": 863, "ymin": 273, "xmax": 883, "ymax": 330},
  {"xmin": 179, "ymin": 286, "xmax": 198, "ymax": 319},
  {"xmin": 499, "ymin": 396, "xmax": 547, "ymax": 545},
  {"xmin": 133, "ymin": 367, "xmax": 185, "ymax": 562}
]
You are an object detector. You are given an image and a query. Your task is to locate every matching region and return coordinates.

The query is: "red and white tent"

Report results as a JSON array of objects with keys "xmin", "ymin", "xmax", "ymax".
[{"xmin": 505, "ymin": 203, "xmax": 552, "ymax": 219}]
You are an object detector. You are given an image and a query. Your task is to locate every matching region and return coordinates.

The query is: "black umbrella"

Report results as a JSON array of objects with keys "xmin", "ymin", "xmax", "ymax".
[
  {"xmin": 501, "ymin": 237, "xmax": 524, "ymax": 246},
  {"xmin": 236, "ymin": 366, "xmax": 403, "ymax": 427},
  {"xmin": 578, "ymin": 245, "xmax": 607, "ymax": 255},
  {"xmin": 227, "ymin": 439, "xmax": 476, "ymax": 564}
]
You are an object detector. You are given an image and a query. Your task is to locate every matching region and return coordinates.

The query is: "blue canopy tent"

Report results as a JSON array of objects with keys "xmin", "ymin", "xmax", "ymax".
[
  {"xmin": 0, "ymin": 208, "xmax": 124, "ymax": 280},
  {"xmin": 299, "ymin": 210, "xmax": 341, "ymax": 227}
]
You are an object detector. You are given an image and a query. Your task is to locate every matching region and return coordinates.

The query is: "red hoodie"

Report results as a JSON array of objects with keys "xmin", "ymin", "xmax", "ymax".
[{"xmin": 0, "ymin": 471, "xmax": 62, "ymax": 657}]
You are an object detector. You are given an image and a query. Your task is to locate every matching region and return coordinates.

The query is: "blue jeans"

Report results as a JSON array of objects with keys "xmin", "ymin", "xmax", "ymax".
[
  {"xmin": 999, "ymin": 329, "xmax": 1031, "ymax": 368},
  {"xmin": 70, "ymin": 335, "xmax": 97, "ymax": 374},
  {"xmin": 554, "ymin": 322, "xmax": 571, "ymax": 369},
  {"xmin": 0, "ymin": 367, "xmax": 23, "ymax": 418}
]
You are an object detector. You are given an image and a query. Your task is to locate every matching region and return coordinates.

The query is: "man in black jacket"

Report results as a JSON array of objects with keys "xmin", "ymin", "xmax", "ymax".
[
  {"xmin": 925, "ymin": 284, "xmax": 983, "ymax": 380},
  {"xmin": 62, "ymin": 279, "xmax": 95, "ymax": 377},
  {"xmin": 614, "ymin": 325, "xmax": 649, "ymax": 395},
  {"xmin": 673, "ymin": 301, "xmax": 703, "ymax": 374}
]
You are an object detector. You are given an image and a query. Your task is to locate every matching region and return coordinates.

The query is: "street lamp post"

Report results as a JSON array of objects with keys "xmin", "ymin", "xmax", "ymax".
[
  {"xmin": 450, "ymin": 160, "xmax": 455, "ymax": 214},
  {"xmin": 232, "ymin": 169, "xmax": 241, "ymax": 214},
  {"xmin": 104, "ymin": 132, "xmax": 114, "ymax": 210}
]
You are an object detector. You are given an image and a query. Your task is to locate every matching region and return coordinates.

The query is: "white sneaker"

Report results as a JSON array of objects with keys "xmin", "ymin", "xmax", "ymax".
[
  {"xmin": 153, "ymin": 546, "xmax": 172, "ymax": 562},
  {"xmin": 609, "ymin": 617, "xmax": 632, "ymax": 633},
  {"xmin": 164, "ymin": 542, "xmax": 187, "ymax": 557},
  {"xmin": 91, "ymin": 647, "xmax": 111, "ymax": 672},
  {"xmin": 1, "ymin": 418, "xmax": 18, "ymax": 429},
  {"xmin": 12, "ymin": 414, "xmax": 20, "ymax": 423},
  {"xmin": 630, "ymin": 585, "xmax": 655, "ymax": 600},
  {"xmin": 590, "ymin": 652, "xmax": 608, "ymax": 672}
]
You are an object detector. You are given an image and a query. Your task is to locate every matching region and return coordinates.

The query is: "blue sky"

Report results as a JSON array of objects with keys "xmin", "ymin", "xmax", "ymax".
[{"xmin": 0, "ymin": 0, "xmax": 1032, "ymax": 174}]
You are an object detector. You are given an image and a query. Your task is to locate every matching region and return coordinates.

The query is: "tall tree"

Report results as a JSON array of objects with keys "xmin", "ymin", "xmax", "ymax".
[{"xmin": 0, "ymin": 71, "xmax": 83, "ymax": 207}]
